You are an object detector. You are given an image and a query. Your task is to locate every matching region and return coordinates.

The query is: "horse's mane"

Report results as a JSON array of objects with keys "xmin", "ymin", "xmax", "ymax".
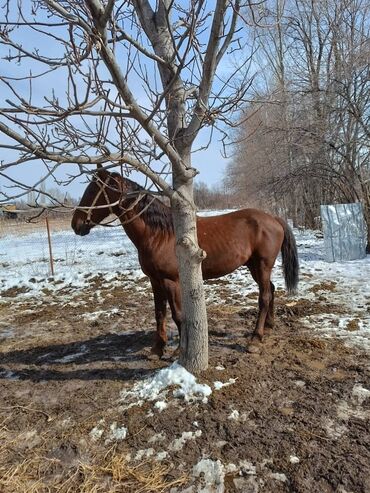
[{"xmin": 113, "ymin": 173, "xmax": 174, "ymax": 233}]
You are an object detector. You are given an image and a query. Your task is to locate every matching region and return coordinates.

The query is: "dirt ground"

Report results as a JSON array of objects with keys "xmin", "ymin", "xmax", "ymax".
[{"xmin": 0, "ymin": 274, "xmax": 369, "ymax": 493}]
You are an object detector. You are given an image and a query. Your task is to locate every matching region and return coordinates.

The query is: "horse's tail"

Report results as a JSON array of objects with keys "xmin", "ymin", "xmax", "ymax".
[{"xmin": 276, "ymin": 218, "xmax": 299, "ymax": 295}]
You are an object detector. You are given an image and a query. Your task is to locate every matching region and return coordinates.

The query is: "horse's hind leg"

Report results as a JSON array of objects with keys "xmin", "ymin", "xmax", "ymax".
[
  {"xmin": 265, "ymin": 282, "xmax": 275, "ymax": 331},
  {"xmin": 246, "ymin": 259, "xmax": 273, "ymax": 342},
  {"xmin": 150, "ymin": 279, "xmax": 168, "ymax": 358}
]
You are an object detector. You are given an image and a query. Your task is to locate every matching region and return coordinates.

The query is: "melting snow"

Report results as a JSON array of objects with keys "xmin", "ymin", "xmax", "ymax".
[
  {"xmin": 148, "ymin": 432, "xmax": 166, "ymax": 444},
  {"xmin": 154, "ymin": 400, "xmax": 168, "ymax": 411},
  {"xmin": 269, "ymin": 472, "xmax": 288, "ymax": 482},
  {"xmin": 228, "ymin": 410, "xmax": 240, "ymax": 420},
  {"xmin": 191, "ymin": 458, "xmax": 258, "ymax": 493},
  {"xmin": 351, "ymin": 384, "xmax": 370, "ymax": 405},
  {"xmin": 1, "ymin": 223, "xmax": 369, "ymax": 352},
  {"xmin": 90, "ymin": 423, "xmax": 104, "ymax": 442},
  {"xmin": 193, "ymin": 459, "xmax": 225, "ymax": 493},
  {"xmin": 213, "ymin": 378, "xmax": 236, "ymax": 390},
  {"xmin": 120, "ymin": 361, "xmax": 212, "ymax": 407},
  {"xmin": 156, "ymin": 451, "xmax": 168, "ymax": 461},
  {"xmin": 106, "ymin": 422, "xmax": 127, "ymax": 442},
  {"xmin": 239, "ymin": 460, "xmax": 257, "ymax": 475},
  {"xmin": 53, "ymin": 350, "xmax": 88, "ymax": 363},
  {"xmin": 134, "ymin": 448, "xmax": 155, "ymax": 461},
  {"xmin": 169, "ymin": 430, "xmax": 202, "ymax": 451}
]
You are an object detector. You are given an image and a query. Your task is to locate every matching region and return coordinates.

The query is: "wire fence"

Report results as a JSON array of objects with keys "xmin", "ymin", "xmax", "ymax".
[{"xmin": 0, "ymin": 213, "xmax": 140, "ymax": 282}]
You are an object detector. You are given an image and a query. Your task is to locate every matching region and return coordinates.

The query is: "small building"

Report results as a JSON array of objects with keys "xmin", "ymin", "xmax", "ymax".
[{"xmin": 0, "ymin": 204, "xmax": 18, "ymax": 219}]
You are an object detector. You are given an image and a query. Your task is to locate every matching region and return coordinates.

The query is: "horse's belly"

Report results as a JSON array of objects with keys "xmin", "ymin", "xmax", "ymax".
[{"xmin": 201, "ymin": 254, "xmax": 246, "ymax": 280}]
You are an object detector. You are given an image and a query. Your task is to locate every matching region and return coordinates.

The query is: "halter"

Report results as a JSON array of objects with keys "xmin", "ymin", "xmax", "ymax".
[
  {"xmin": 76, "ymin": 173, "xmax": 156, "ymax": 227},
  {"xmin": 77, "ymin": 174, "xmax": 120, "ymax": 225}
]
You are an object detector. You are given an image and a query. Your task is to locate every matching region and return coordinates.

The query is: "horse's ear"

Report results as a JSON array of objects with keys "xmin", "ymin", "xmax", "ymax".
[{"xmin": 95, "ymin": 165, "xmax": 109, "ymax": 180}]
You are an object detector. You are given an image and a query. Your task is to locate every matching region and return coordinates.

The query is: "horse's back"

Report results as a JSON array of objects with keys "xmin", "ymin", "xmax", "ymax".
[
  {"xmin": 197, "ymin": 209, "xmax": 284, "ymax": 279},
  {"xmin": 197, "ymin": 208, "xmax": 284, "ymax": 244}
]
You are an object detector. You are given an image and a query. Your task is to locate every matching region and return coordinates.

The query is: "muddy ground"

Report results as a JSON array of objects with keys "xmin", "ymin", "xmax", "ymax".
[{"xmin": 0, "ymin": 273, "xmax": 369, "ymax": 492}]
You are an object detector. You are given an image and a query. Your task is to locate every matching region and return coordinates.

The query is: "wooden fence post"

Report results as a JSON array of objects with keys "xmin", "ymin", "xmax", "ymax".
[{"xmin": 45, "ymin": 214, "xmax": 55, "ymax": 277}]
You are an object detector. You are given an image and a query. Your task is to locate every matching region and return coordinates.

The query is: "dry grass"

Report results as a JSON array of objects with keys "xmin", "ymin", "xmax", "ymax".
[
  {"xmin": 308, "ymin": 281, "xmax": 337, "ymax": 293},
  {"xmin": 0, "ymin": 433, "xmax": 187, "ymax": 493},
  {"xmin": 0, "ymin": 397, "xmax": 188, "ymax": 493},
  {"xmin": 0, "ymin": 216, "xmax": 72, "ymax": 237},
  {"xmin": 208, "ymin": 305, "xmax": 243, "ymax": 316}
]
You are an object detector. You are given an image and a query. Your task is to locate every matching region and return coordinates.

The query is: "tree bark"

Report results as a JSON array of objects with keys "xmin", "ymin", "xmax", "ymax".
[{"xmin": 171, "ymin": 146, "xmax": 208, "ymax": 373}]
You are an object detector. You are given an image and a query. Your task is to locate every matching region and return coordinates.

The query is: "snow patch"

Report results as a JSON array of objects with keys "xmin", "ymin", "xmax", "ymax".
[
  {"xmin": 53, "ymin": 350, "xmax": 88, "ymax": 363},
  {"xmin": 148, "ymin": 432, "xmax": 166, "ymax": 444},
  {"xmin": 90, "ymin": 419, "xmax": 127, "ymax": 443},
  {"xmin": 90, "ymin": 422, "xmax": 105, "ymax": 441},
  {"xmin": 214, "ymin": 378, "xmax": 236, "ymax": 390},
  {"xmin": 193, "ymin": 459, "xmax": 225, "ymax": 493},
  {"xmin": 351, "ymin": 384, "xmax": 370, "ymax": 406},
  {"xmin": 323, "ymin": 418, "xmax": 348, "ymax": 439},
  {"xmin": 169, "ymin": 430, "xmax": 202, "ymax": 451},
  {"xmin": 156, "ymin": 451, "xmax": 168, "ymax": 461},
  {"xmin": 154, "ymin": 400, "xmax": 168, "ymax": 411},
  {"xmin": 106, "ymin": 422, "xmax": 127, "ymax": 442},
  {"xmin": 0, "ymin": 370, "xmax": 19, "ymax": 380},
  {"xmin": 134, "ymin": 448, "xmax": 155, "ymax": 461},
  {"xmin": 191, "ymin": 458, "xmax": 258, "ymax": 493},
  {"xmin": 120, "ymin": 361, "xmax": 212, "ymax": 408},
  {"xmin": 268, "ymin": 472, "xmax": 288, "ymax": 482},
  {"xmin": 239, "ymin": 460, "xmax": 257, "ymax": 475},
  {"xmin": 228, "ymin": 410, "xmax": 240, "ymax": 421}
]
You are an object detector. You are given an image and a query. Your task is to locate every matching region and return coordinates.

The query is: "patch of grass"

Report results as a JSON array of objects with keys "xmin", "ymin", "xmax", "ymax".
[
  {"xmin": 346, "ymin": 319, "xmax": 360, "ymax": 332},
  {"xmin": 0, "ymin": 431, "xmax": 187, "ymax": 493},
  {"xmin": 308, "ymin": 281, "xmax": 337, "ymax": 294}
]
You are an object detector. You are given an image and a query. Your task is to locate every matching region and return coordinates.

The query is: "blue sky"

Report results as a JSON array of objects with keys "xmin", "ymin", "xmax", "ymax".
[{"xmin": 0, "ymin": 2, "xmax": 251, "ymax": 201}]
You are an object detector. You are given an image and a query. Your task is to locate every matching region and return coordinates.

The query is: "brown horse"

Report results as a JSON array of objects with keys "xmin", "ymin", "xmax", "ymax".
[{"xmin": 71, "ymin": 169, "xmax": 299, "ymax": 357}]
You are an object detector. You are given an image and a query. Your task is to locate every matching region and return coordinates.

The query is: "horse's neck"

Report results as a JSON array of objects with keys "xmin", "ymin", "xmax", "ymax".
[
  {"xmin": 114, "ymin": 177, "xmax": 172, "ymax": 252},
  {"xmin": 117, "ymin": 200, "xmax": 148, "ymax": 250}
]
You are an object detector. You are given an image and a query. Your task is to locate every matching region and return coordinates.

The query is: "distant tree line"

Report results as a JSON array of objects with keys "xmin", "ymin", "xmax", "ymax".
[
  {"xmin": 225, "ymin": 0, "xmax": 369, "ymax": 248},
  {"xmin": 194, "ymin": 181, "xmax": 233, "ymax": 210},
  {"xmin": 24, "ymin": 184, "xmax": 77, "ymax": 209}
]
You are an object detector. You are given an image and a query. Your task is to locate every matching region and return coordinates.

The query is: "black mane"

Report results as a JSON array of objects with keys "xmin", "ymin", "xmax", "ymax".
[{"xmin": 116, "ymin": 174, "xmax": 174, "ymax": 233}]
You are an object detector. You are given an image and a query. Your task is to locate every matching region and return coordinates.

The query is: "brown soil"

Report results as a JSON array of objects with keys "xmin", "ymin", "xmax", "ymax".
[{"xmin": 0, "ymin": 276, "xmax": 369, "ymax": 493}]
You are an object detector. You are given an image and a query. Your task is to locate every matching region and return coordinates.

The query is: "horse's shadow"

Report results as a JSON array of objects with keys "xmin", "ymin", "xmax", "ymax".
[{"xmin": 0, "ymin": 330, "xmax": 157, "ymax": 382}]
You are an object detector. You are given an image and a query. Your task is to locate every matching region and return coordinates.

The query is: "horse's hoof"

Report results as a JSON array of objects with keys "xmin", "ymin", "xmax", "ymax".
[
  {"xmin": 245, "ymin": 334, "xmax": 263, "ymax": 353},
  {"xmin": 150, "ymin": 345, "xmax": 164, "ymax": 359},
  {"xmin": 246, "ymin": 344, "xmax": 261, "ymax": 354}
]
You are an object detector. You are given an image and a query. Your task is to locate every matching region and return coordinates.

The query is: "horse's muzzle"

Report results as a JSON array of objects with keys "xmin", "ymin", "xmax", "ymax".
[{"xmin": 71, "ymin": 219, "xmax": 92, "ymax": 236}]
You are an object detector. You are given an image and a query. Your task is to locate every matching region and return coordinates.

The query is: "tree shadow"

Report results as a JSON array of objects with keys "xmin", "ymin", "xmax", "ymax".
[
  {"xmin": 210, "ymin": 339, "xmax": 247, "ymax": 354},
  {"xmin": 0, "ymin": 365, "xmax": 154, "ymax": 382},
  {"xmin": 0, "ymin": 330, "xmax": 158, "ymax": 382}
]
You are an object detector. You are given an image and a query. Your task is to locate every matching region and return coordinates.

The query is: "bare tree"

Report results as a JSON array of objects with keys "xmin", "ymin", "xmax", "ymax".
[
  {"xmin": 0, "ymin": 1, "xmax": 253, "ymax": 371},
  {"xmin": 228, "ymin": 0, "xmax": 370, "ymax": 243}
]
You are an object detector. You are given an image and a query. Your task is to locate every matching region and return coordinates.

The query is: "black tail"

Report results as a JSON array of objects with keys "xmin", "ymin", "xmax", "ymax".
[{"xmin": 277, "ymin": 219, "xmax": 299, "ymax": 295}]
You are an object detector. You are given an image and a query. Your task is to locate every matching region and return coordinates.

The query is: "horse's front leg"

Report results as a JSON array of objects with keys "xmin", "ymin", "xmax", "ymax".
[
  {"xmin": 150, "ymin": 279, "xmax": 168, "ymax": 358},
  {"xmin": 164, "ymin": 279, "xmax": 182, "ymax": 357}
]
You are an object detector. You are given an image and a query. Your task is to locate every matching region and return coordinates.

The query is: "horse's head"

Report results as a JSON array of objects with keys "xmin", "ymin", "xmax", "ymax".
[{"xmin": 71, "ymin": 168, "xmax": 122, "ymax": 236}]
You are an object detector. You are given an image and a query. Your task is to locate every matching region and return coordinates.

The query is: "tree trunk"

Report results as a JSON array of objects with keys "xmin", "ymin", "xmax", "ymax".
[
  {"xmin": 171, "ymin": 149, "xmax": 208, "ymax": 373},
  {"xmin": 364, "ymin": 204, "xmax": 370, "ymax": 254}
]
